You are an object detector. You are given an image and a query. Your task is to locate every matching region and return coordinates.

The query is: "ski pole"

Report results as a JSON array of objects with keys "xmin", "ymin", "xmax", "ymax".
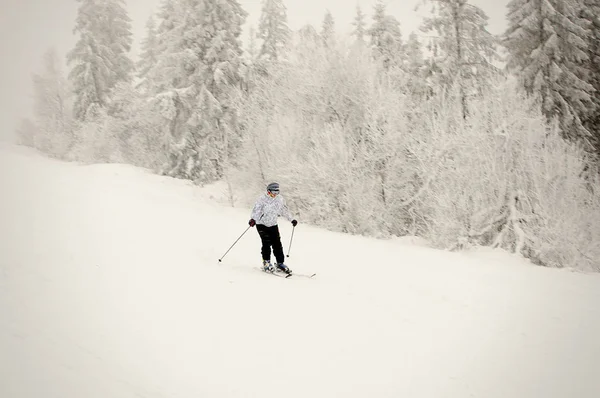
[
  {"xmin": 286, "ymin": 225, "xmax": 295, "ymax": 258},
  {"xmin": 218, "ymin": 225, "xmax": 251, "ymax": 262}
]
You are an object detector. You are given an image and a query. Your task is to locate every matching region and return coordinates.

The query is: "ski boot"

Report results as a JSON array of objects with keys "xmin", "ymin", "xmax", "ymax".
[
  {"xmin": 276, "ymin": 263, "xmax": 292, "ymax": 276},
  {"xmin": 262, "ymin": 260, "xmax": 275, "ymax": 273}
]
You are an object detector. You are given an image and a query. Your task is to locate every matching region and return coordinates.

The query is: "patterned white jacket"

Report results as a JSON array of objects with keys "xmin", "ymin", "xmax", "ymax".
[{"xmin": 250, "ymin": 193, "xmax": 294, "ymax": 227}]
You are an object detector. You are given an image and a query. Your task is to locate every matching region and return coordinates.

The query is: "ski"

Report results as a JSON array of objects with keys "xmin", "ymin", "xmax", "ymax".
[
  {"xmin": 274, "ymin": 269, "xmax": 317, "ymax": 278},
  {"xmin": 255, "ymin": 267, "xmax": 316, "ymax": 279},
  {"xmin": 255, "ymin": 267, "xmax": 286, "ymax": 277},
  {"xmin": 287, "ymin": 272, "xmax": 316, "ymax": 279}
]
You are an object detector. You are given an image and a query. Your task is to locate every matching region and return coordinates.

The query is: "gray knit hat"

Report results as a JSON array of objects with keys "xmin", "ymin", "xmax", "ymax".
[{"xmin": 267, "ymin": 182, "xmax": 279, "ymax": 192}]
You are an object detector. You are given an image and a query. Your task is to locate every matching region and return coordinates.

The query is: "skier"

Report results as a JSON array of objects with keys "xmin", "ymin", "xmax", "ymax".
[{"xmin": 248, "ymin": 182, "xmax": 298, "ymax": 275}]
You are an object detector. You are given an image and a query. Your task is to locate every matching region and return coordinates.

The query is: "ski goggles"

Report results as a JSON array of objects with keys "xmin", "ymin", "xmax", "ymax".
[{"xmin": 267, "ymin": 190, "xmax": 279, "ymax": 197}]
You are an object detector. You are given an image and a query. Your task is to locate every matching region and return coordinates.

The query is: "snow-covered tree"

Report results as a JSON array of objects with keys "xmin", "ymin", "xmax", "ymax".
[
  {"xmin": 404, "ymin": 32, "xmax": 428, "ymax": 97},
  {"xmin": 579, "ymin": 0, "xmax": 600, "ymax": 153},
  {"xmin": 105, "ymin": 81, "xmax": 168, "ymax": 169},
  {"xmin": 145, "ymin": 0, "xmax": 248, "ymax": 183},
  {"xmin": 15, "ymin": 118, "xmax": 37, "ymax": 148},
  {"xmin": 291, "ymin": 24, "xmax": 322, "ymax": 63},
  {"xmin": 368, "ymin": 0, "xmax": 403, "ymax": 69},
  {"xmin": 247, "ymin": 25, "xmax": 260, "ymax": 61},
  {"xmin": 297, "ymin": 24, "xmax": 320, "ymax": 48},
  {"xmin": 67, "ymin": 0, "xmax": 134, "ymax": 121},
  {"xmin": 30, "ymin": 48, "xmax": 74, "ymax": 157},
  {"xmin": 240, "ymin": 25, "xmax": 260, "ymax": 93},
  {"xmin": 321, "ymin": 10, "xmax": 335, "ymax": 47},
  {"xmin": 351, "ymin": 4, "xmax": 367, "ymax": 44},
  {"xmin": 137, "ymin": 15, "xmax": 159, "ymax": 84},
  {"xmin": 504, "ymin": 0, "xmax": 595, "ymax": 146},
  {"xmin": 419, "ymin": 0, "xmax": 499, "ymax": 119},
  {"xmin": 407, "ymin": 77, "xmax": 600, "ymax": 271},
  {"xmin": 258, "ymin": 0, "xmax": 290, "ymax": 61},
  {"xmin": 142, "ymin": 0, "xmax": 181, "ymax": 96}
]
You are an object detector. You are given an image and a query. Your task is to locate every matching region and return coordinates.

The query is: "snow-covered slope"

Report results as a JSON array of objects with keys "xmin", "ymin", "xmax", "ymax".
[{"xmin": 1, "ymin": 143, "xmax": 599, "ymax": 398}]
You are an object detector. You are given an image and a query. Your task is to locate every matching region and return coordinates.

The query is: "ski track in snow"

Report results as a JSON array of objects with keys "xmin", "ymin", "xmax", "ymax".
[{"xmin": 1, "ymin": 143, "xmax": 600, "ymax": 398}]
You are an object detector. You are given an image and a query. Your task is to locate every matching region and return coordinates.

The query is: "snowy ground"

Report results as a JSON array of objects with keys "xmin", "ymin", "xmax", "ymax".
[{"xmin": 1, "ymin": 143, "xmax": 600, "ymax": 398}]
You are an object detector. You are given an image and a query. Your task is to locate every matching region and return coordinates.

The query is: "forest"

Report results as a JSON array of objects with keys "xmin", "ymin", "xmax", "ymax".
[{"xmin": 16, "ymin": 0, "xmax": 600, "ymax": 272}]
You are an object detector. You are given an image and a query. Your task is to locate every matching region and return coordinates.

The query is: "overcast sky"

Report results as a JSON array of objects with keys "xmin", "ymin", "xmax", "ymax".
[{"xmin": 0, "ymin": 0, "xmax": 509, "ymax": 143}]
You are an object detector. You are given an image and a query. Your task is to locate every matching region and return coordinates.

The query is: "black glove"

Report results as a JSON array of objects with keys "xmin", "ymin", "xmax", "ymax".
[
  {"xmin": 249, "ymin": 219, "xmax": 256, "ymax": 227},
  {"xmin": 291, "ymin": 219, "xmax": 298, "ymax": 227}
]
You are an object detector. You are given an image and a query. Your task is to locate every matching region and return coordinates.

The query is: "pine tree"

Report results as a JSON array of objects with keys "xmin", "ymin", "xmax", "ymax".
[
  {"xmin": 31, "ymin": 48, "xmax": 73, "ymax": 156},
  {"xmin": 67, "ymin": 0, "xmax": 134, "ymax": 121},
  {"xmin": 580, "ymin": 0, "xmax": 600, "ymax": 152},
  {"xmin": 294, "ymin": 24, "xmax": 321, "ymax": 61},
  {"xmin": 321, "ymin": 10, "xmax": 335, "ymax": 47},
  {"xmin": 137, "ymin": 15, "xmax": 159, "ymax": 83},
  {"xmin": 404, "ymin": 32, "xmax": 428, "ymax": 96},
  {"xmin": 258, "ymin": 0, "xmax": 290, "ymax": 61},
  {"xmin": 351, "ymin": 4, "xmax": 367, "ymax": 43},
  {"xmin": 145, "ymin": 0, "xmax": 181, "ymax": 96},
  {"xmin": 33, "ymin": 49, "xmax": 70, "ymax": 127},
  {"xmin": 247, "ymin": 25, "xmax": 260, "ymax": 61},
  {"xmin": 298, "ymin": 24, "xmax": 319, "ymax": 44},
  {"xmin": 420, "ymin": 0, "xmax": 498, "ymax": 119},
  {"xmin": 103, "ymin": 0, "xmax": 135, "ymax": 85},
  {"xmin": 146, "ymin": 0, "xmax": 248, "ymax": 183},
  {"xmin": 368, "ymin": 0, "xmax": 403, "ymax": 69},
  {"xmin": 405, "ymin": 32, "xmax": 424, "ymax": 73},
  {"xmin": 504, "ymin": 0, "xmax": 594, "ymax": 146}
]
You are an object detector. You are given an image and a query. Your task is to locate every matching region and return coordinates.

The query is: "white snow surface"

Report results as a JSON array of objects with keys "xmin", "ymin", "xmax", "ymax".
[{"xmin": 1, "ymin": 143, "xmax": 600, "ymax": 398}]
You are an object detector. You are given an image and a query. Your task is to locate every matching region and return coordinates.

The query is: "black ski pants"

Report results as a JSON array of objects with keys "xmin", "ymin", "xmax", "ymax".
[{"xmin": 256, "ymin": 224, "xmax": 284, "ymax": 264}]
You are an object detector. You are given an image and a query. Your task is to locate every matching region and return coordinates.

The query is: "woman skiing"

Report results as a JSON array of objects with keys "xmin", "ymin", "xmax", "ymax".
[{"xmin": 248, "ymin": 182, "xmax": 298, "ymax": 275}]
